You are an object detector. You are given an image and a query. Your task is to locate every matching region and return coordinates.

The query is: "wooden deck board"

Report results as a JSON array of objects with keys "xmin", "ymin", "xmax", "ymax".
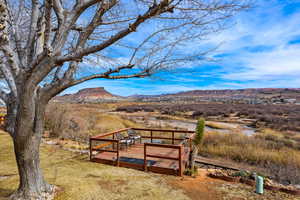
[{"xmin": 92, "ymin": 143, "xmax": 190, "ymax": 175}]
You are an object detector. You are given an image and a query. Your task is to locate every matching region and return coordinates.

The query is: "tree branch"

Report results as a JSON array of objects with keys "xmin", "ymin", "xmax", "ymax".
[
  {"xmin": 26, "ymin": 0, "xmax": 40, "ymax": 64},
  {"xmin": 43, "ymin": 0, "xmax": 53, "ymax": 51},
  {"xmin": 53, "ymin": 0, "xmax": 64, "ymax": 27},
  {"xmin": 0, "ymin": 64, "xmax": 17, "ymax": 97},
  {"xmin": 55, "ymin": 0, "xmax": 174, "ymax": 64},
  {"xmin": 0, "ymin": 0, "xmax": 20, "ymax": 75},
  {"xmin": 76, "ymin": 0, "xmax": 117, "ymax": 48},
  {"xmin": 70, "ymin": 70, "xmax": 149, "ymax": 86},
  {"xmin": 0, "ymin": 89, "xmax": 8, "ymax": 103},
  {"xmin": 4, "ymin": 0, "xmax": 24, "ymax": 66}
]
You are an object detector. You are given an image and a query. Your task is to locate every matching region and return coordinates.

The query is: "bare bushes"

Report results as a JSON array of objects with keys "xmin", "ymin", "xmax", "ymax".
[
  {"xmin": 116, "ymin": 103, "xmax": 300, "ymax": 132},
  {"xmin": 264, "ymin": 162, "xmax": 300, "ymax": 185},
  {"xmin": 45, "ymin": 103, "xmax": 137, "ymax": 142},
  {"xmin": 201, "ymin": 131, "xmax": 300, "ymax": 184}
]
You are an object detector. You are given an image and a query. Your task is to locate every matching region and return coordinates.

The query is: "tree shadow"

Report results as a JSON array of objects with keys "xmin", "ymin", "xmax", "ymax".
[{"xmin": 0, "ymin": 188, "xmax": 14, "ymax": 199}]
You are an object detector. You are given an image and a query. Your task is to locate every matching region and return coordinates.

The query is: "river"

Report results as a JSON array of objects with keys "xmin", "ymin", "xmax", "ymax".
[{"xmin": 124, "ymin": 115, "xmax": 256, "ymax": 136}]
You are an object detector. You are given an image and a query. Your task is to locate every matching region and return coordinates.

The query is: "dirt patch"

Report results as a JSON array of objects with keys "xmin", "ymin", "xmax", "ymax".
[
  {"xmin": 97, "ymin": 179, "xmax": 128, "ymax": 191},
  {"xmin": 217, "ymin": 183, "xmax": 299, "ymax": 200},
  {"xmin": 168, "ymin": 169, "xmax": 300, "ymax": 200},
  {"xmin": 168, "ymin": 169, "xmax": 226, "ymax": 200}
]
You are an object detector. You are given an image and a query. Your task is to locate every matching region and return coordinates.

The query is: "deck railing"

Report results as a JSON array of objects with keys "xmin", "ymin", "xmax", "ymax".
[
  {"xmin": 89, "ymin": 127, "xmax": 195, "ymax": 176},
  {"xmin": 90, "ymin": 128, "xmax": 130, "ymax": 166},
  {"xmin": 144, "ymin": 143, "xmax": 184, "ymax": 176},
  {"xmin": 132, "ymin": 127, "xmax": 194, "ymax": 145}
]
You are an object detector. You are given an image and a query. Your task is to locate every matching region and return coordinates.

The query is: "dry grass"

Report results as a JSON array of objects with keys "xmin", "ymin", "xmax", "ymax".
[
  {"xmin": 201, "ymin": 130, "xmax": 300, "ymax": 184},
  {"xmin": 0, "ymin": 131, "xmax": 189, "ymax": 200},
  {"xmin": 205, "ymin": 121, "xmax": 235, "ymax": 130},
  {"xmin": 2, "ymin": 131, "xmax": 296, "ymax": 200}
]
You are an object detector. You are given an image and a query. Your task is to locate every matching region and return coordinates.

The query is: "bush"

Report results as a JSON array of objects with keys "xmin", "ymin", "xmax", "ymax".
[
  {"xmin": 115, "ymin": 103, "xmax": 300, "ymax": 132},
  {"xmin": 45, "ymin": 103, "xmax": 138, "ymax": 142},
  {"xmin": 194, "ymin": 118, "xmax": 205, "ymax": 147},
  {"xmin": 200, "ymin": 131, "xmax": 300, "ymax": 184}
]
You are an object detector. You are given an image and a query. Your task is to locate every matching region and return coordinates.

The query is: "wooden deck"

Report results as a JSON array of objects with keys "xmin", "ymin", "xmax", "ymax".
[
  {"xmin": 92, "ymin": 143, "xmax": 190, "ymax": 175},
  {"xmin": 90, "ymin": 128, "xmax": 194, "ymax": 176}
]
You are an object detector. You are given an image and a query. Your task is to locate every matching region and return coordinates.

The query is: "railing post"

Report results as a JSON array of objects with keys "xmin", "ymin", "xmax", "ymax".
[
  {"xmin": 89, "ymin": 138, "xmax": 92, "ymax": 161},
  {"xmin": 172, "ymin": 131, "xmax": 175, "ymax": 144},
  {"xmin": 144, "ymin": 144, "xmax": 147, "ymax": 171},
  {"xmin": 113, "ymin": 134, "xmax": 115, "ymax": 150},
  {"xmin": 178, "ymin": 145, "xmax": 183, "ymax": 176},
  {"xmin": 116, "ymin": 141, "xmax": 120, "ymax": 167},
  {"xmin": 150, "ymin": 131, "xmax": 153, "ymax": 143}
]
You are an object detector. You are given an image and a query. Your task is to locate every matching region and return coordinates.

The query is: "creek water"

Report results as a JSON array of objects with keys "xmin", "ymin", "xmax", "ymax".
[{"xmin": 130, "ymin": 116, "xmax": 256, "ymax": 136}]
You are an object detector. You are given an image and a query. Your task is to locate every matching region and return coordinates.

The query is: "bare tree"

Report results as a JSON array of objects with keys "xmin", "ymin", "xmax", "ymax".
[{"xmin": 0, "ymin": 0, "xmax": 249, "ymax": 199}]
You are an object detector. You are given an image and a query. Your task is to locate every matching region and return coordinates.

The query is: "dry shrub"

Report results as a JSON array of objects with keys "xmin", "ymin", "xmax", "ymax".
[
  {"xmin": 116, "ymin": 103, "xmax": 300, "ymax": 131},
  {"xmin": 45, "ymin": 103, "xmax": 138, "ymax": 142},
  {"xmin": 201, "ymin": 131, "xmax": 300, "ymax": 184}
]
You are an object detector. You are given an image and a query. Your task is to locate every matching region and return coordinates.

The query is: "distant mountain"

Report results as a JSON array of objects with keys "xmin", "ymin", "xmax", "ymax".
[
  {"xmin": 54, "ymin": 87, "xmax": 119, "ymax": 102},
  {"xmin": 130, "ymin": 88, "xmax": 300, "ymax": 104},
  {"xmin": 54, "ymin": 87, "xmax": 300, "ymax": 104},
  {"xmin": 166, "ymin": 88, "xmax": 300, "ymax": 98}
]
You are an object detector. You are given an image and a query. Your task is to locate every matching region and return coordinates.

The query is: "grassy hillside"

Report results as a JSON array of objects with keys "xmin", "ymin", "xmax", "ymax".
[
  {"xmin": 1, "ymin": 131, "xmax": 298, "ymax": 200},
  {"xmin": 0, "ymin": 131, "xmax": 188, "ymax": 200}
]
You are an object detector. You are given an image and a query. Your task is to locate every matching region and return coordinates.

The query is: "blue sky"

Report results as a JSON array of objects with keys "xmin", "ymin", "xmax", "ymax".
[{"xmin": 65, "ymin": 0, "xmax": 300, "ymax": 96}]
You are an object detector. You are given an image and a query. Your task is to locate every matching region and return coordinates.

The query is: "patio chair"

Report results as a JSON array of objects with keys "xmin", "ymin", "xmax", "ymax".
[
  {"xmin": 115, "ymin": 133, "xmax": 133, "ymax": 149},
  {"xmin": 127, "ymin": 129, "xmax": 141, "ymax": 144}
]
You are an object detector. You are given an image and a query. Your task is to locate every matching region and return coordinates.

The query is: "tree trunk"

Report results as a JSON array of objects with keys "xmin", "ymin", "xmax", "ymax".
[
  {"xmin": 11, "ymin": 135, "xmax": 53, "ymax": 200},
  {"xmin": 9, "ymin": 94, "xmax": 54, "ymax": 200}
]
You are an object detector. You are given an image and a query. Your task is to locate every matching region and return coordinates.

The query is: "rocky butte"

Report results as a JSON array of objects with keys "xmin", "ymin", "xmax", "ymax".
[{"xmin": 53, "ymin": 87, "xmax": 120, "ymax": 103}]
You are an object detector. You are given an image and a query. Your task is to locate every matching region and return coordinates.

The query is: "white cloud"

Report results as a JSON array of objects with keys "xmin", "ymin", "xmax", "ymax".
[
  {"xmin": 204, "ymin": 1, "xmax": 300, "ymax": 84},
  {"xmin": 223, "ymin": 45, "xmax": 300, "ymax": 80}
]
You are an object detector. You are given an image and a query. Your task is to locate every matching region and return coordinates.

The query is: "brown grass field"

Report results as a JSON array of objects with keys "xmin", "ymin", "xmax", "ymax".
[
  {"xmin": 1, "ymin": 131, "xmax": 298, "ymax": 200},
  {"xmin": 44, "ymin": 103, "xmax": 300, "ymax": 185}
]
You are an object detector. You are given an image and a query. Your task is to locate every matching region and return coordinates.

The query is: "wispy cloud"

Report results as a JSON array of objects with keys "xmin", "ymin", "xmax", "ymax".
[
  {"xmin": 64, "ymin": 0, "xmax": 300, "ymax": 96},
  {"xmin": 205, "ymin": 0, "xmax": 300, "ymax": 85}
]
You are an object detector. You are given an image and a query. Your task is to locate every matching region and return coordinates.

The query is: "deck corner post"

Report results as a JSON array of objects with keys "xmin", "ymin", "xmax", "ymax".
[
  {"xmin": 178, "ymin": 145, "xmax": 183, "ymax": 176},
  {"xmin": 144, "ymin": 143, "xmax": 148, "ymax": 171},
  {"xmin": 113, "ymin": 134, "xmax": 115, "ymax": 150},
  {"xmin": 116, "ymin": 141, "xmax": 120, "ymax": 167},
  {"xmin": 89, "ymin": 138, "xmax": 92, "ymax": 161}
]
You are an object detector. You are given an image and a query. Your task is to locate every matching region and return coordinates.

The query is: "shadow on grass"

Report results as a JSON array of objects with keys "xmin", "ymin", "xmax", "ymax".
[{"xmin": 0, "ymin": 188, "xmax": 14, "ymax": 199}]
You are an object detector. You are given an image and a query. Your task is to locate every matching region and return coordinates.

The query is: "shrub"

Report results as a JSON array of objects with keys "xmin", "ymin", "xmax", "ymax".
[
  {"xmin": 189, "ymin": 118, "xmax": 205, "ymax": 174},
  {"xmin": 194, "ymin": 118, "xmax": 205, "ymax": 147},
  {"xmin": 115, "ymin": 103, "xmax": 300, "ymax": 132},
  {"xmin": 45, "ymin": 103, "xmax": 139, "ymax": 142},
  {"xmin": 200, "ymin": 131, "xmax": 300, "ymax": 184}
]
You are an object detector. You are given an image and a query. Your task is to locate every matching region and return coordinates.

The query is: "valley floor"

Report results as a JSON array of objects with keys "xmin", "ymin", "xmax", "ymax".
[{"xmin": 0, "ymin": 131, "xmax": 298, "ymax": 200}]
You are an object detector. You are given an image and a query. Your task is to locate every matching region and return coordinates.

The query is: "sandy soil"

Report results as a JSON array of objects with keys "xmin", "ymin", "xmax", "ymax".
[{"xmin": 168, "ymin": 169, "xmax": 226, "ymax": 200}]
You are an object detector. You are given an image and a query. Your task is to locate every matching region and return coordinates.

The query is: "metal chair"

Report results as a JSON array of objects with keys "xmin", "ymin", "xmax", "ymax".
[
  {"xmin": 127, "ymin": 129, "xmax": 141, "ymax": 144},
  {"xmin": 115, "ymin": 133, "xmax": 133, "ymax": 149}
]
